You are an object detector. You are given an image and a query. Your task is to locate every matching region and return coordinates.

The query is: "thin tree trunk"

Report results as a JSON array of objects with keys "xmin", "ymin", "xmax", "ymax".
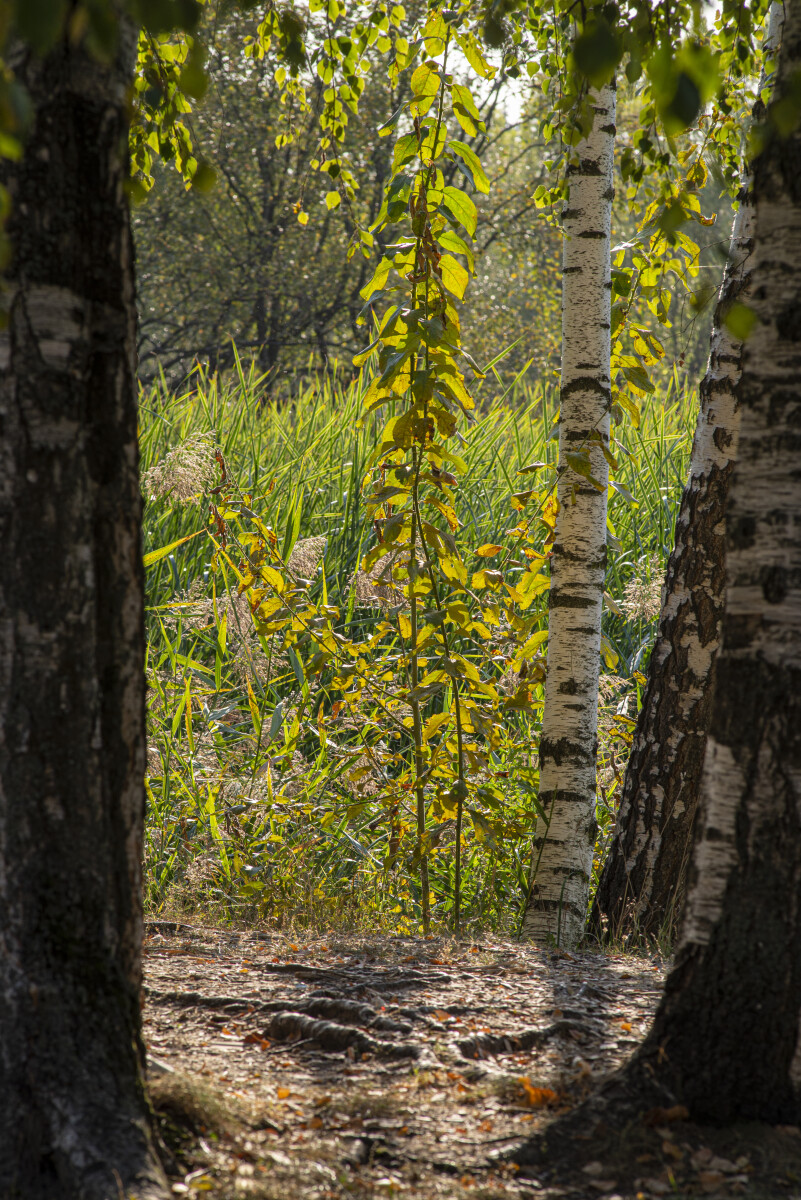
[
  {"xmin": 0, "ymin": 27, "xmax": 167, "ymax": 1200},
  {"xmin": 590, "ymin": 4, "xmax": 784, "ymax": 945},
  {"xmin": 632, "ymin": 2, "xmax": 801, "ymax": 1119},
  {"xmin": 521, "ymin": 81, "xmax": 616, "ymax": 948}
]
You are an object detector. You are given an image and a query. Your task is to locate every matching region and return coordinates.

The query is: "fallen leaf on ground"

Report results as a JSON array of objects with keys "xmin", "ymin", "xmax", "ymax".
[
  {"xmin": 519, "ymin": 1078, "xmax": 559, "ymax": 1108},
  {"xmin": 641, "ymin": 1177, "xmax": 671, "ymax": 1195},
  {"xmin": 698, "ymin": 1170, "xmax": 726, "ymax": 1192},
  {"xmin": 643, "ymin": 1104, "xmax": 689, "ymax": 1126},
  {"xmin": 242, "ymin": 1033, "xmax": 270, "ymax": 1049}
]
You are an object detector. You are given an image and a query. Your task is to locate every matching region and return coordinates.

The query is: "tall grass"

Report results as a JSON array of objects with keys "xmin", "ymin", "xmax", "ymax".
[{"xmin": 141, "ymin": 357, "xmax": 695, "ymax": 935}]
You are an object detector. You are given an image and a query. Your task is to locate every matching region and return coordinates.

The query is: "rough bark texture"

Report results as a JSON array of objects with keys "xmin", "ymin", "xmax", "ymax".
[
  {"xmin": 0, "ymin": 27, "xmax": 168, "ymax": 1200},
  {"xmin": 522, "ymin": 82, "xmax": 616, "ymax": 948},
  {"xmin": 633, "ymin": 3, "xmax": 801, "ymax": 1121},
  {"xmin": 590, "ymin": 5, "xmax": 784, "ymax": 944}
]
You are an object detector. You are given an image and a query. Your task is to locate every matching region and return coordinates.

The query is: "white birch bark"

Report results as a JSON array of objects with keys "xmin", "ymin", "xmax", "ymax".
[
  {"xmin": 591, "ymin": 2, "xmax": 785, "ymax": 941},
  {"xmin": 634, "ymin": 5, "xmax": 801, "ymax": 1120},
  {"xmin": 680, "ymin": 87, "xmax": 801, "ymax": 952},
  {"xmin": 521, "ymin": 81, "xmax": 616, "ymax": 948}
]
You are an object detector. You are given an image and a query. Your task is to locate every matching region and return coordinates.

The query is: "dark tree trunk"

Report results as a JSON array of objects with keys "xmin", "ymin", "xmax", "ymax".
[
  {"xmin": 590, "ymin": 4, "xmax": 784, "ymax": 944},
  {"xmin": 630, "ymin": 2, "xmax": 801, "ymax": 1120},
  {"xmin": 0, "ymin": 27, "xmax": 167, "ymax": 1200}
]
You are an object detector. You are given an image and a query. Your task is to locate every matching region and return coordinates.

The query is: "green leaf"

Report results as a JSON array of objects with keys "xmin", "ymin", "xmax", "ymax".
[
  {"xmin": 455, "ymin": 31, "xmax": 496, "ymax": 80},
  {"xmin": 360, "ymin": 256, "xmax": 392, "ymax": 301},
  {"xmin": 13, "ymin": 0, "xmax": 67, "ymax": 54},
  {"xmin": 393, "ymin": 131, "xmax": 419, "ymax": 171},
  {"xmin": 215, "ymin": 610, "xmax": 227, "ymax": 691},
  {"xmin": 451, "ymin": 83, "xmax": 484, "ymax": 137},
  {"xmin": 191, "ymin": 161, "xmax": 217, "ymax": 192},
  {"xmin": 610, "ymin": 480, "xmax": 637, "ymax": 506},
  {"xmin": 269, "ymin": 700, "xmax": 284, "ymax": 741},
  {"xmin": 611, "ymin": 268, "xmax": 632, "ymax": 297},
  {"xmin": 648, "ymin": 42, "xmax": 720, "ymax": 134},
  {"xmin": 410, "ymin": 62, "xmax": 441, "ymax": 116},
  {"xmin": 573, "ymin": 18, "xmax": 620, "ymax": 87},
  {"xmin": 377, "ymin": 102, "xmax": 405, "ymax": 138},
  {"xmin": 448, "ymin": 140, "xmax": 490, "ymax": 194},
  {"xmin": 436, "ymin": 228, "xmax": 475, "ymax": 274},
  {"xmin": 468, "ymin": 807, "xmax": 499, "ymax": 850},
  {"xmin": 564, "ymin": 451, "xmax": 604, "ymax": 491},
  {"xmin": 325, "ymin": 190, "xmax": 341, "ymax": 210},
  {"xmin": 724, "ymin": 301, "xmax": 757, "ymax": 341},
  {"xmin": 288, "ymin": 646, "xmax": 306, "ymax": 689},
  {"xmin": 406, "ymin": 681, "xmax": 446, "ymax": 704},
  {"xmin": 622, "ymin": 363, "xmax": 654, "ymax": 394},
  {"xmin": 440, "ymin": 186, "xmax": 477, "ymax": 238},
  {"xmin": 143, "ymin": 530, "xmax": 203, "ymax": 567}
]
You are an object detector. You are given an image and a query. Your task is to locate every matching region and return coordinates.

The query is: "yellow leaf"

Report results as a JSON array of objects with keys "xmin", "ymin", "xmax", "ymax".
[
  {"xmin": 246, "ymin": 679, "xmax": 260, "ymax": 728},
  {"xmin": 472, "ymin": 569, "xmax": 503, "ymax": 590},
  {"xmin": 297, "ymin": 211, "xmax": 309, "ymax": 226},
  {"xmin": 476, "ymin": 543, "xmax": 503, "ymax": 557},
  {"xmin": 517, "ymin": 570, "xmax": 550, "ymax": 610},
  {"xmin": 261, "ymin": 566, "xmax": 285, "ymax": 593},
  {"xmin": 440, "ymin": 555, "xmax": 467, "ymax": 586},
  {"xmin": 440, "ymin": 253, "xmax": 469, "ymax": 300},
  {"xmin": 325, "ymin": 190, "xmax": 340, "ymax": 210}
]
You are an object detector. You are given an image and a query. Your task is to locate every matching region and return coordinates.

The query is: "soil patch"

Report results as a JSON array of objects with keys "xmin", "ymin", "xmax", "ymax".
[{"xmin": 143, "ymin": 922, "xmax": 801, "ymax": 1199}]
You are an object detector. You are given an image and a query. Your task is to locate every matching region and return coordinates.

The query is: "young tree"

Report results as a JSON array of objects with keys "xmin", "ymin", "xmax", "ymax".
[
  {"xmin": 0, "ymin": 21, "xmax": 168, "ymax": 1200},
  {"xmin": 520, "ymin": 81, "xmax": 616, "ymax": 948},
  {"xmin": 591, "ymin": 2, "xmax": 784, "ymax": 944}
]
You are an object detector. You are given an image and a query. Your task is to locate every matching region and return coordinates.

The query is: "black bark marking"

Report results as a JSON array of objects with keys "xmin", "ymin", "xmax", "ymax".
[
  {"xmin": 762, "ymin": 564, "xmax": 788, "ymax": 604},
  {"xmin": 548, "ymin": 592, "xmax": 597, "ymax": 610},
  {"xmin": 539, "ymin": 737, "xmax": 594, "ymax": 767}
]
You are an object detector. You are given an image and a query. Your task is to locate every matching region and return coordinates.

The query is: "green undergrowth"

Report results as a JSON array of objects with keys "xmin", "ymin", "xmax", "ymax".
[{"xmin": 141, "ymin": 356, "xmax": 694, "ymax": 937}]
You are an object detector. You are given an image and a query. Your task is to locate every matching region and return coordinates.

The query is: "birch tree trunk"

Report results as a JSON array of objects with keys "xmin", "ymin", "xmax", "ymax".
[
  {"xmin": 521, "ymin": 81, "xmax": 616, "ymax": 948},
  {"xmin": 590, "ymin": 4, "xmax": 784, "ymax": 945},
  {"xmin": 631, "ymin": 2, "xmax": 801, "ymax": 1119},
  {"xmin": 0, "ymin": 28, "xmax": 168, "ymax": 1200}
]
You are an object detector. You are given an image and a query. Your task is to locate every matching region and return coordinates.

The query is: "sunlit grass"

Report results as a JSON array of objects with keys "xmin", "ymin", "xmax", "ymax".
[{"xmin": 141, "ymin": 356, "xmax": 695, "ymax": 936}]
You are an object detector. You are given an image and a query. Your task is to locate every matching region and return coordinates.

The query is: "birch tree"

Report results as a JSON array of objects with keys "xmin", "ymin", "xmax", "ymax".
[
  {"xmin": 0, "ymin": 17, "xmax": 169, "ymax": 1200},
  {"xmin": 521, "ymin": 81, "xmax": 616, "ymax": 948},
  {"xmin": 591, "ymin": 2, "xmax": 785, "ymax": 944},
  {"xmin": 624, "ymin": 3, "xmax": 801, "ymax": 1115}
]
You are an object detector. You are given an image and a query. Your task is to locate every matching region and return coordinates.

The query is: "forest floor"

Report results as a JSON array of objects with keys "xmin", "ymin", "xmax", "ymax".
[{"xmin": 143, "ymin": 921, "xmax": 801, "ymax": 1200}]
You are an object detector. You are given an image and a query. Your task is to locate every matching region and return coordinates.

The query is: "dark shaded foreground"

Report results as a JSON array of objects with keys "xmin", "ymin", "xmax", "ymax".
[{"xmin": 142, "ymin": 923, "xmax": 801, "ymax": 1199}]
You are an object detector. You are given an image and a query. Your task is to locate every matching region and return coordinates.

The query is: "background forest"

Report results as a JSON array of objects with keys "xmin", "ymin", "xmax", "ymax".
[
  {"xmin": 135, "ymin": 0, "xmax": 755, "ymax": 943},
  {"xmin": 134, "ymin": 6, "xmax": 725, "ymax": 387}
]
